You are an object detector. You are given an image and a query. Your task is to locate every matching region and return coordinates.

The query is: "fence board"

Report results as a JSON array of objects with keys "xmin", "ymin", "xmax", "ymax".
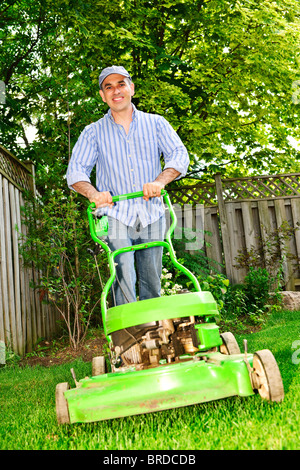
[
  {"xmin": 241, "ymin": 202, "xmax": 256, "ymax": 253},
  {"xmin": 226, "ymin": 203, "xmax": 247, "ymax": 283},
  {"xmin": 19, "ymin": 192, "xmax": 33, "ymax": 353},
  {"xmin": 274, "ymin": 199, "xmax": 293, "ymax": 290},
  {"xmin": 3, "ymin": 178, "xmax": 18, "ymax": 352},
  {"xmin": 15, "ymin": 189, "xmax": 27, "ymax": 355},
  {"xmin": 0, "ymin": 178, "xmax": 12, "ymax": 348},
  {"xmin": 0, "ymin": 240, "xmax": 4, "ymax": 345},
  {"xmin": 214, "ymin": 174, "xmax": 234, "ymax": 282},
  {"xmin": 0, "ymin": 175, "xmax": 8, "ymax": 346},
  {"xmin": 291, "ymin": 199, "xmax": 300, "ymax": 262},
  {"xmin": 204, "ymin": 207, "xmax": 224, "ymax": 273},
  {"xmin": 285, "ymin": 203, "xmax": 299, "ymax": 280},
  {"xmin": 9, "ymin": 183, "xmax": 23, "ymax": 355}
]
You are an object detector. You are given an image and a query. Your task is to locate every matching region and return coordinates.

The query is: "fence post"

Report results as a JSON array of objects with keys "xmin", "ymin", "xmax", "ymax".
[{"xmin": 214, "ymin": 174, "xmax": 234, "ymax": 282}]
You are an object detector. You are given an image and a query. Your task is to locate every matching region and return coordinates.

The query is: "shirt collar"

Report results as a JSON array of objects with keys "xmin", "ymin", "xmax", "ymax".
[{"xmin": 107, "ymin": 103, "xmax": 138, "ymax": 122}]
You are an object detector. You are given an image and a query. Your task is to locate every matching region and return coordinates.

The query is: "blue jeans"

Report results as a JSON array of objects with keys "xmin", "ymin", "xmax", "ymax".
[{"xmin": 105, "ymin": 216, "xmax": 166, "ymax": 306}]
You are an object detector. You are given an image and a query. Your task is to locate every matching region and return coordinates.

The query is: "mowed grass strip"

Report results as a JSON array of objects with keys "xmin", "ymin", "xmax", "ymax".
[{"xmin": 0, "ymin": 309, "xmax": 299, "ymax": 450}]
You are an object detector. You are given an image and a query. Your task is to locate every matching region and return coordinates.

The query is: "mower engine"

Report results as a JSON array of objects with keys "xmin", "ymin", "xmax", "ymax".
[{"xmin": 110, "ymin": 316, "xmax": 206, "ymax": 371}]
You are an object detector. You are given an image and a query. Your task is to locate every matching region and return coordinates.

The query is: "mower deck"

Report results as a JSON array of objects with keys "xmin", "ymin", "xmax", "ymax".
[{"xmin": 62, "ymin": 352, "xmax": 254, "ymax": 424}]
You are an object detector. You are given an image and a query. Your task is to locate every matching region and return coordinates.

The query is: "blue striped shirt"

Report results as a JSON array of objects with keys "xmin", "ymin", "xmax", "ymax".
[{"xmin": 66, "ymin": 104, "xmax": 189, "ymax": 227}]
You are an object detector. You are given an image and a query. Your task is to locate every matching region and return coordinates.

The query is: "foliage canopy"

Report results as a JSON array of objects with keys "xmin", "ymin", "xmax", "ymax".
[{"xmin": 1, "ymin": 0, "xmax": 300, "ymax": 190}]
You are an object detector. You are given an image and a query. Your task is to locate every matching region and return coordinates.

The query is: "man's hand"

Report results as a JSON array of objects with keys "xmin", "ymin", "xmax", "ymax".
[
  {"xmin": 143, "ymin": 168, "xmax": 181, "ymax": 201},
  {"xmin": 89, "ymin": 190, "xmax": 114, "ymax": 209},
  {"xmin": 142, "ymin": 181, "xmax": 165, "ymax": 201},
  {"xmin": 71, "ymin": 182, "xmax": 114, "ymax": 208}
]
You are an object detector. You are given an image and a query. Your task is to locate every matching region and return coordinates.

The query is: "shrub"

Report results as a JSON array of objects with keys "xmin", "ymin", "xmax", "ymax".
[
  {"xmin": 18, "ymin": 189, "xmax": 106, "ymax": 349},
  {"xmin": 197, "ymin": 273, "xmax": 229, "ymax": 313},
  {"xmin": 243, "ymin": 267, "xmax": 272, "ymax": 312}
]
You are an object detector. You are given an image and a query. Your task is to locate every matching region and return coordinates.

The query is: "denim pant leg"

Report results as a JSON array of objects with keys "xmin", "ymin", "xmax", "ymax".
[
  {"xmin": 105, "ymin": 216, "xmax": 166, "ymax": 306},
  {"xmin": 105, "ymin": 217, "xmax": 137, "ymax": 306},
  {"xmin": 134, "ymin": 215, "xmax": 166, "ymax": 301}
]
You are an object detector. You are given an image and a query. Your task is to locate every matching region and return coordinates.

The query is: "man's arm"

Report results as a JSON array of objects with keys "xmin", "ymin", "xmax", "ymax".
[
  {"xmin": 73, "ymin": 167, "xmax": 180, "ymax": 205},
  {"xmin": 72, "ymin": 181, "xmax": 114, "ymax": 208},
  {"xmin": 143, "ymin": 168, "xmax": 180, "ymax": 201}
]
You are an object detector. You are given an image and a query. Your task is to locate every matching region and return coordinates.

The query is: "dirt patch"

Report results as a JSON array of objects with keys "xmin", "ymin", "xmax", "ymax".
[{"xmin": 19, "ymin": 333, "xmax": 108, "ymax": 368}]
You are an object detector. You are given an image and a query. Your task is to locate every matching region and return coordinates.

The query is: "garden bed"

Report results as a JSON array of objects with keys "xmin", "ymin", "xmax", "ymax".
[{"xmin": 19, "ymin": 332, "xmax": 107, "ymax": 368}]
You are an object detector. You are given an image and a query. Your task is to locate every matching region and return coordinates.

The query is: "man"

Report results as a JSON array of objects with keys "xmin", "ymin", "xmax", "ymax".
[{"xmin": 66, "ymin": 65, "xmax": 189, "ymax": 306}]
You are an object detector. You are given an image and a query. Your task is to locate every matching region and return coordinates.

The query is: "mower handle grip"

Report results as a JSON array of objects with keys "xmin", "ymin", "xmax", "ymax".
[
  {"xmin": 112, "ymin": 188, "xmax": 166, "ymax": 203},
  {"xmin": 89, "ymin": 189, "xmax": 166, "ymax": 209}
]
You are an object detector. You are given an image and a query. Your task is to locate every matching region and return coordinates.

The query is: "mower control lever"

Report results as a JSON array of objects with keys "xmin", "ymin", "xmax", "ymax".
[{"xmin": 111, "ymin": 189, "xmax": 166, "ymax": 203}]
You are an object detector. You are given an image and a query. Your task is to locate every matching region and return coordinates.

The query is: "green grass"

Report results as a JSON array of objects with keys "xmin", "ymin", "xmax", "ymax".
[{"xmin": 0, "ymin": 309, "xmax": 299, "ymax": 450}]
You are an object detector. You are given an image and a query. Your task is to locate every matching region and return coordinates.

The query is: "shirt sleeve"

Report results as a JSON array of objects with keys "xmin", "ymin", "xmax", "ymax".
[
  {"xmin": 66, "ymin": 125, "xmax": 99, "ymax": 190},
  {"xmin": 156, "ymin": 116, "xmax": 189, "ymax": 179}
]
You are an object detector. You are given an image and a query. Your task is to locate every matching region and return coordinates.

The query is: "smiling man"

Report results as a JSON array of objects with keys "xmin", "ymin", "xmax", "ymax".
[
  {"xmin": 100, "ymin": 72, "xmax": 134, "ymax": 124},
  {"xmin": 66, "ymin": 65, "xmax": 189, "ymax": 306}
]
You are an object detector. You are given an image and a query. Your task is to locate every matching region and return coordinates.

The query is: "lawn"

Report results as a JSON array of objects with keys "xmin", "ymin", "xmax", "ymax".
[{"xmin": 0, "ymin": 309, "xmax": 299, "ymax": 451}]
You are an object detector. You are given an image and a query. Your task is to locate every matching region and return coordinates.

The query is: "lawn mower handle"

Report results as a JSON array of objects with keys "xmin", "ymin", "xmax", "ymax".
[
  {"xmin": 87, "ymin": 189, "xmax": 201, "ymax": 340},
  {"xmin": 87, "ymin": 189, "xmax": 175, "ymax": 247},
  {"xmin": 88, "ymin": 188, "xmax": 167, "ymax": 205},
  {"xmin": 111, "ymin": 189, "xmax": 167, "ymax": 203}
]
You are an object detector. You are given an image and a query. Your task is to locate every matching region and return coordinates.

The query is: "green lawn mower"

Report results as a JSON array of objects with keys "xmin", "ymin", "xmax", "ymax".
[{"xmin": 55, "ymin": 190, "xmax": 284, "ymax": 424}]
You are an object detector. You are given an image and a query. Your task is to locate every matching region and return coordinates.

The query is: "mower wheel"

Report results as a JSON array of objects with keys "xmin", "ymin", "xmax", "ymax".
[
  {"xmin": 55, "ymin": 382, "xmax": 70, "ymax": 424},
  {"xmin": 252, "ymin": 349, "xmax": 284, "ymax": 402},
  {"xmin": 92, "ymin": 356, "xmax": 106, "ymax": 376},
  {"xmin": 220, "ymin": 332, "xmax": 241, "ymax": 355}
]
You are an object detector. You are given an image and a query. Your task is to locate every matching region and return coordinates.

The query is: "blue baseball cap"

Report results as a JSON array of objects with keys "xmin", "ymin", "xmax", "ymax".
[{"xmin": 99, "ymin": 66, "xmax": 132, "ymax": 88}]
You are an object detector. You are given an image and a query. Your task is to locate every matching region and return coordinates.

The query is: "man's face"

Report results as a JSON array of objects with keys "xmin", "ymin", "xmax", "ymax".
[{"xmin": 99, "ymin": 73, "xmax": 134, "ymax": 113}]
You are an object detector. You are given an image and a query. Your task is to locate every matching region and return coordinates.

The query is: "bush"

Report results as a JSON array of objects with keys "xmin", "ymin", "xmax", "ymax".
[
  {"xmin": 223, "ymin": 283, "xmax": 249, "ymax": 318},
  {"xmin": 19, "ymin": 189, "xmax": 106, "ymax": 349},
  {"xmin": 243, "ymin": 267, "xmax": 272, "ymax": 312},
  {"xmin": 198, "ymin": 273, "xmax": 229, "ymax": 313},
  {"xmin": 220, "ymin": 267, "xmax": 283, "ymax": 331}
]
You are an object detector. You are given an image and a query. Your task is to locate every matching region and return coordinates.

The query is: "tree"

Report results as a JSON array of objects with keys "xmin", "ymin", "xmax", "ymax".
[
  {"xmin": 1, "ymin": 0, "xmax": 300, "ymax": 184},
  {"xmin": 56, "ymin": 0, "xmax": 300, "ymax": 178}
]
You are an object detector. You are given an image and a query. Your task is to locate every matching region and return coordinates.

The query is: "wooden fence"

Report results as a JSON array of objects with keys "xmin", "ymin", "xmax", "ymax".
[
  {"xmin": 0, "ymin": 145, "xmax": 58, "ymax": 356},
  {"xmin": 1, "ymin": 144, "xmax": 300, "ymax": 356},
  {"xmin": 168, "ymin": 172, "xmax": 300, "ymax": 290}
]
